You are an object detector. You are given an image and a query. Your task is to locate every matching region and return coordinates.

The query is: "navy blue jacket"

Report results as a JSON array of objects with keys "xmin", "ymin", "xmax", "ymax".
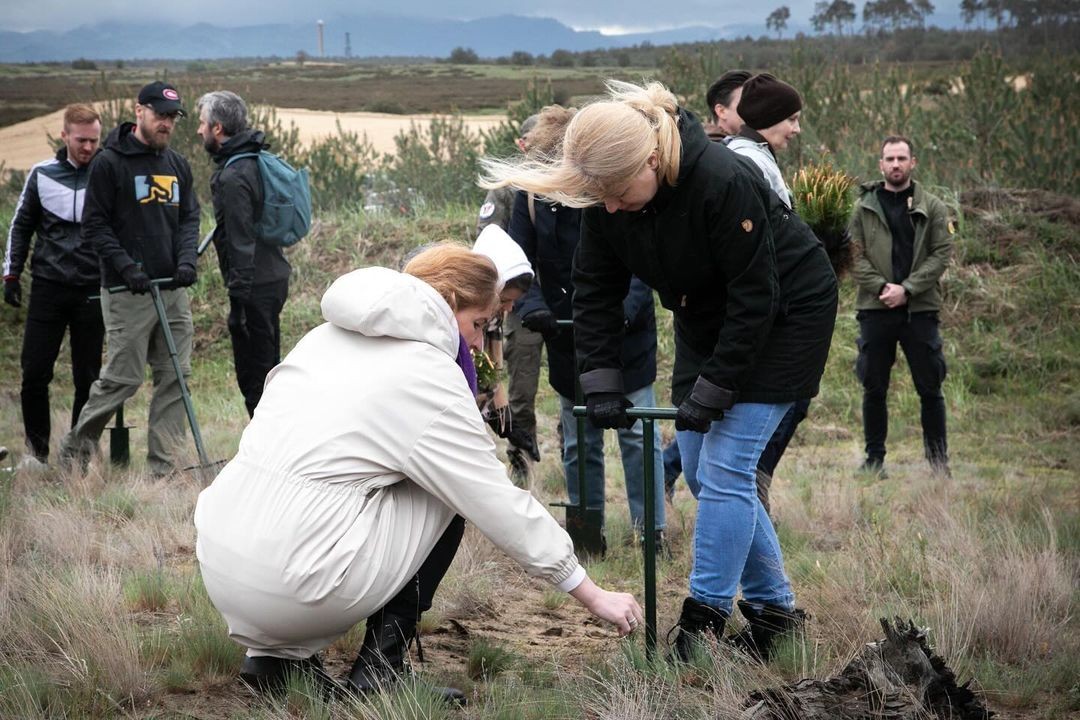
[{"xmin": 509, "ymin": 191, "xmax": 657, "ymax": 399}]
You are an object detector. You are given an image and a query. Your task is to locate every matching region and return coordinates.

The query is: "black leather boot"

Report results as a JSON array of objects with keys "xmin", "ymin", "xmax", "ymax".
[
  {"xmin": 668, "ymin": 597, "xmax": 729, "ymax": 663},
  {"xmin": 728, "ymin": 600, "xmax": 809, "ymax": 662},
  {"xmin": 346, "ymin": 610, "xmax": 466, "ymax": 705},
  {"xmin": 239, "ymin": 654, "xmax": 342, "ymax": 695}
]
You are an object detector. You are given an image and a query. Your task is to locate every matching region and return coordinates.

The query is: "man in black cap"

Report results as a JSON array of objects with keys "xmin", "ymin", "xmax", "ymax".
[
  {"xmin": 60, "ymin": 81, "xmax": 201, "ymax": 476},
  {"xmin": 196, "ymin": 90, "xmax": 291, "ymax": 418}
]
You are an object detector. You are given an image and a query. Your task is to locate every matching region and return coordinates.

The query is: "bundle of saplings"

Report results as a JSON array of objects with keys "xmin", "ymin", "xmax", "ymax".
[{"xmin": 792, "ymin": 162, "xmax": 856, "ymax": 277}]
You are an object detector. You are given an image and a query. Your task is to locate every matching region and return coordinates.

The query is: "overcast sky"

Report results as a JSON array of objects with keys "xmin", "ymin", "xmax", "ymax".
[{"xmin": 5, "ymin": 0, "xmax": 960, "ymax": 34}]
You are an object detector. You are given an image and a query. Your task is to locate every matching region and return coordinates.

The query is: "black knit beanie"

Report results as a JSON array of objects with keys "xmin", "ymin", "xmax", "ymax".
[{"xmin": 737, "ymin": 73, "xmax": 802, "ymax": 130}]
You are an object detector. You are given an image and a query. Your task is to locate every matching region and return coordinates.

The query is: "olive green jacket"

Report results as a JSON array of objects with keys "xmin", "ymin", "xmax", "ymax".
[{"xmin": 849, "ymin": 180, "xmax": 953, "ymax": 312}]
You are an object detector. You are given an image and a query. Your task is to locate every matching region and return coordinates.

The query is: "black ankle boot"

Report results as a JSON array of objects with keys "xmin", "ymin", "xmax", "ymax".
[
  {"xmin": 728, "ymin": 600, "xmax": 809, "ymax": 662},
  {"xmin": 346, "ymin": 610, "xmax": 466, "ymax": 705},
  {"xmin": 239, "ymin": 654, "xmax": 341, "ymax": 695},
  {"xmin": 668, "ymin": 597, "xmax": 729, "ymax": 663}
]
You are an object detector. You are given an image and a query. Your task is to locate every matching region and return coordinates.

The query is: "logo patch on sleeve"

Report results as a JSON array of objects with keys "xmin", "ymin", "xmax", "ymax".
[
  {"xmin": 741, "ymin": 219, "xmax": 753, "ymax": 233},
  {"xmin": 134, "ymin": 175, "xmax": 179, "ymax": 205},
  {"xmin": 478, "ymin": 201, "xmax": 495, "ymax": 219}
]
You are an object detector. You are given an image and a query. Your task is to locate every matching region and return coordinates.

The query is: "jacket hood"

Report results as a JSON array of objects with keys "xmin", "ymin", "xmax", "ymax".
[
  {"xmin": 320, "ymin": 267, "xmax": 459, "ymax": 359},
  {"xmin": 213, "ymin": 129, "xmax": 268, "ymax": 165},
  {"xmin": 102, "ymin": 122, "xmax": 159, "ymax": 156},
  {"xmin": 473, "ymin": 224, "xmax": 533, "ymax": 289}
]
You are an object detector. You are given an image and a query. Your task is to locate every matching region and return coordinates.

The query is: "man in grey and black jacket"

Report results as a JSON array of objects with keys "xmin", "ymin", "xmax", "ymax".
[
  {"xmin": 197, "ymin": 91, "xmax": 291, "ymax": 418},
  {"xmin": 3, "ymin": 104, "xmax": 104, "ymax": 468},
  {"xmin": 60, "ymin": 82, "xmax": 200, "ymax": 476}
]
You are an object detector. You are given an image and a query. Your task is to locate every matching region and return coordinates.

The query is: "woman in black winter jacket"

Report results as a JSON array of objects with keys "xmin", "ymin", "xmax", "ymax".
[
  {"xmin": 508, "ymin": 107, "xmax": 665, "ymax": 547},
  {"xmin": 482, "ymin": 80, "xmax": 837, "ymax": 663}
]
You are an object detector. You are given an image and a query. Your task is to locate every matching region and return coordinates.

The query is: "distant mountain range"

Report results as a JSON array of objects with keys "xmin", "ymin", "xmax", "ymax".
[{"xmin": 0, "ymin": 14, "xmax": 753, "ymax": 62}]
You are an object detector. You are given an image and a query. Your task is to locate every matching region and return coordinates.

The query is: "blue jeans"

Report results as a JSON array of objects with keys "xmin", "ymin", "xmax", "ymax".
[
  {"xmin": 560, "ymin": 385, "xmax": 665, "ymax": 531},
  {"xmin": 677, "ymin": 402, "xmax": 795, "ymax": 614}
]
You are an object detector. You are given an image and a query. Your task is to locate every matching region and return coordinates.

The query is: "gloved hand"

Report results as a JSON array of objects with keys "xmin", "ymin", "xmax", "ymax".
[
  {"xmin": 121, "ymin": 265, "xmax": 151, "ymax": 294},
  {"xmin": 675, "ymin": 395, "xmax": 725, "ymax": 433},
  {"xmin": 506, "ymin": 424, "xmax": 541, "ymax": 462},
  {"xmin": 3, "ymin": 277, "xmax": 21, "ymax": 308},
  {"xmin": 521, "ymin": 310, "xmax": 560, "ymax": 340},
  {"xmin": 228, "ymin": 300, "xmax": 249, "ymax": 340},
  {"xmin": 484, "ymin": 405, "xmax": 513, "ymax": 439},
  {"xmin": 174, "ymin": 263, "xmax": 197, "ymax": 288},
  {"xmin": 586, "ymin": 392, "xmax": 635, "ymax": 430}
]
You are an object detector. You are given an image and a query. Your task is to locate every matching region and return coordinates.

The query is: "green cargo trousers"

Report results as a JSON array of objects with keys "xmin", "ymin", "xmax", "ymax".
[
  {"xmin": 61, "ymin": 287, "xmax": 193, "ymax": 475},
  {"xmin": 503, "ymin": 311, "xmax": 543, "ymax": 464}
]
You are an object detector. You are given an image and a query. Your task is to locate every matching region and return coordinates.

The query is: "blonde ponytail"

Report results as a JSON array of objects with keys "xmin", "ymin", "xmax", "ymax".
[{"xmin": 479, "ymin": 80, "xmax": 683, "ymax": 208}]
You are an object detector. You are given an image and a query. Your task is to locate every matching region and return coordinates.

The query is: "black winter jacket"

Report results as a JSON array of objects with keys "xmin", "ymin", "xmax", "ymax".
[
  {"xmin": 509, "ymin": 192, "xmax": 657, "ymax": 399},
  {"xmin": 209, "ymin": 130, "xmax": 292, "ymax": 299},
  {"xmin": 81, "ymin": 122, "xmax": 199, "ymax": 287},
  {"xmin": 573, "ymin": 109, "xmax": 837, "ymax": 406},
  {"xmin": 3, "ymin": 146, "xmax": 99, "ymax": 286}
]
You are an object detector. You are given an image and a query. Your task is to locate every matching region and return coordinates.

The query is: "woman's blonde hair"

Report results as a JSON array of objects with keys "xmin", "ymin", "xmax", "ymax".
[
  {"xmin": 480, "ymin": 80, "xmax": 682, "ymax": 208},
  {"xmin": 525, "ymin": 104, "xmax": 577, "ymax": 159},
  {"xmin": 403, "ymin": 242, "xmax": 499, "ymax": 313}
]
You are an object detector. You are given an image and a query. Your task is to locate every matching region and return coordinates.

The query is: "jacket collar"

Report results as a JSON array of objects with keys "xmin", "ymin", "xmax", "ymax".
[
  {"xmin": 735, "ymin": 126, "xmax": 777, "ymax": 161},
  {"xmin": 213, "ymin": 128, "xmax": 268, "ymax": 165},
  {"xmin": 859, "ymin": 179, "xmax": 928, "ymax": 218},
  {"xmin": 650, "ymin": 107, "xmax": 708, "ymax": 212}
]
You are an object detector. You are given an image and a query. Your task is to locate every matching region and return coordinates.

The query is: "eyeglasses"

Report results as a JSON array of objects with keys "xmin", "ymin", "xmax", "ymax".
[{"xmin": 140, "ymin": 104, "xmax": 182, "ymax": 120}]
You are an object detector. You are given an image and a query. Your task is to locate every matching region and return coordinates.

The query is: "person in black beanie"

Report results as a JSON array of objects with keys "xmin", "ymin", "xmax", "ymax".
[{"xmin": 727, "ymin": 73, "xmax": 813, "ymax": 513}]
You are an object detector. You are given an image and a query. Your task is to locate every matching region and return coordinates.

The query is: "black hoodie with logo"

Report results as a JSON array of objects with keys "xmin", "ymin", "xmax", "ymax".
[{"xmin": 81, "ymin": 122, "xmax": 199, "ymax": 287}]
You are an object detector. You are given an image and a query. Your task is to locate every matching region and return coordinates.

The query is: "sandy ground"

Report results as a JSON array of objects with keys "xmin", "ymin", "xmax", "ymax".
[{"xmin": 0, "ymin": 105, "xmax": 506, "ymax": 172}]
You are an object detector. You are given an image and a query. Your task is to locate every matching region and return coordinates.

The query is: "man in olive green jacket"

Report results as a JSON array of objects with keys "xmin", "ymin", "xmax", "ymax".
[{"xmin": 850, "ymin": 136, "xmax": 954, "ymax": 476}]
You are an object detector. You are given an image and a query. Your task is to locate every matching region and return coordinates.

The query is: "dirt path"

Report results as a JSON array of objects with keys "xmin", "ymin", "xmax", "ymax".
[{"xmin": 0, "ymin": 105, "xmax": 506, "ymax": 172}]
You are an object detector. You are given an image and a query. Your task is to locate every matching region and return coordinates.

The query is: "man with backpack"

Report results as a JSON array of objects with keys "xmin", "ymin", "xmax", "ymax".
[
  {"xmin": 197, "ymin": 91, "xmax": 294, "ymax": 418},
  {"xmin": 59, "ymin": 82, "xmax": 200, "ymax": 476}
]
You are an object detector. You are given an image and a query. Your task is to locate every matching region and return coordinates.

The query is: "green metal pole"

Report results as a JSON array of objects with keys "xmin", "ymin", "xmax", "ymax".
[
  {"xmin": 572, "ymin": 405, "xmax": 676, "ymax": 657},
  {"xmin": 642, "ymin": 417, "xmax": 657, "ymax": 657},
  {"xmin": 149, "ymin": 283, "xmax": 211, "ymax": 469}
]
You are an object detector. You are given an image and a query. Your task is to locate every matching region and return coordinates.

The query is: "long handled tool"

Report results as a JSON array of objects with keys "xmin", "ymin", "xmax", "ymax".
[
  {"xmin": 573, "ymin": 404, "xmax": 675, "ymax": 659},
  {"xmin": 548, "ymin": 319, "xmax": 606, "ymax": 559}
]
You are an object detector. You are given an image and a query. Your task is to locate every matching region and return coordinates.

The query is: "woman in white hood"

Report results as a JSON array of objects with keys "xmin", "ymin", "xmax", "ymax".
[{"xmin": 194, "ymin": 243, "xmax": 641, "ymax": 699}]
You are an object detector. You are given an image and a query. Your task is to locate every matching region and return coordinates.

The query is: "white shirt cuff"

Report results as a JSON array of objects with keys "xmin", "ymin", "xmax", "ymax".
[{"xmin": 555, "ymin": 565, "xmax": 587, "ymax": 593}]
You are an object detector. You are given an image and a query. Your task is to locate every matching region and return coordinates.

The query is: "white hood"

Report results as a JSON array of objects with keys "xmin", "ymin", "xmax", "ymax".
[
  {"xmin": 320, "ymin": 266, "xmax": 459, "ymax": 359},
  {"xmin": 473, "ymin": 224, "xmax": 533, "ymax": 289}
]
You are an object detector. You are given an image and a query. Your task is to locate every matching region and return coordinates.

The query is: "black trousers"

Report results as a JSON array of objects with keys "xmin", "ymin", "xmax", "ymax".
[
  {"xmin": 856, "ymin": 310, "xmax": 948, "ymax": 464},
  {"xmin": 758, "ymin": 397, "xmax": 812, "ymax": 476},
  {"xmin": 381, "ymin": 515, "xmax": 466, "ymax": 623},
  {"xmin": 20, "ymin": 278, "xmax": 105, "ymax": 460},
  {"xmin": 228, "ymin": 280, "xmax": 288, "ymax": 417}
]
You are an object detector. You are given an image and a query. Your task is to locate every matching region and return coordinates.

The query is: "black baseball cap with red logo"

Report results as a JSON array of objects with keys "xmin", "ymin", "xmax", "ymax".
[{"xmin": 138, "ymin": 81, "xmax": 186, "ymax": 117}]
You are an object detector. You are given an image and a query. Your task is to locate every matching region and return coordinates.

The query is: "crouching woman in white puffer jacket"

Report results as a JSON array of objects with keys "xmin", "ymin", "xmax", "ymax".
[{"xmin": 194, "ymin": 243, "xmax": 641, "ymax": 702}]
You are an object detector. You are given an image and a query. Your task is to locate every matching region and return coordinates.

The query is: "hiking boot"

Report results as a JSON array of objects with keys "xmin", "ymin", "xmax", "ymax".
[
  {"xmin": 346, "ymin": 609, "xmax": 466, "ymax": 705},
  {"xmin": 755, "ymin": 468, "xmax": 773, "ymax": 515},
  {"xmin": 668, "ymin": 597, "xmax": 729, "ymax": 664},
  {"xmin": 239, "ymin": 654, "xmax": 342, "ymax": 695},
  {"xmin": 727, "ymin": 600, "xmax": 809, "ymax": 663},
  {"xmin": 16, "ymin": 454, "xmax": 48, "ymax": 474}
]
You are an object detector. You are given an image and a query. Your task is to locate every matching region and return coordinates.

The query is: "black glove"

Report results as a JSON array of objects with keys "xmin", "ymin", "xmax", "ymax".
[
  {"xmin": 174, "ymin": 263, "xmax": 197, "ymax": 288},
  {"xmin": 521, "ymin": 310, "xmax": 560, "ymax": 340},
  {"xmin": 227, "ymin": 299, "xmax": 249, "ymax": 340},
  {"xmin": 121, "ymin": 265, "xmax": 151, "ymax": 294},
  {"xmin": 586, "ymin": 392, "xmax": 635, "ymax": 430},
  {"xmin": 3, "ymin": 277, "xmax": 21, "ymax": 308},
  {"xmin": 484, "ymin": 406, "xmax": 513, "ymax": 439},
  {"xmin": 675, "ymin": 395, "xmax": 724, "ymax": 433},
  {"xmin": 506, "ymin": 424, "xmax": 541, "ymax": 462}
]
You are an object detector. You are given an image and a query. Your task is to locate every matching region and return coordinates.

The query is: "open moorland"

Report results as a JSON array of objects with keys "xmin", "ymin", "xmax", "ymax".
[{"xmin": 0, "ymin": 44, "xmax": 1078, "ymax": 720}]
